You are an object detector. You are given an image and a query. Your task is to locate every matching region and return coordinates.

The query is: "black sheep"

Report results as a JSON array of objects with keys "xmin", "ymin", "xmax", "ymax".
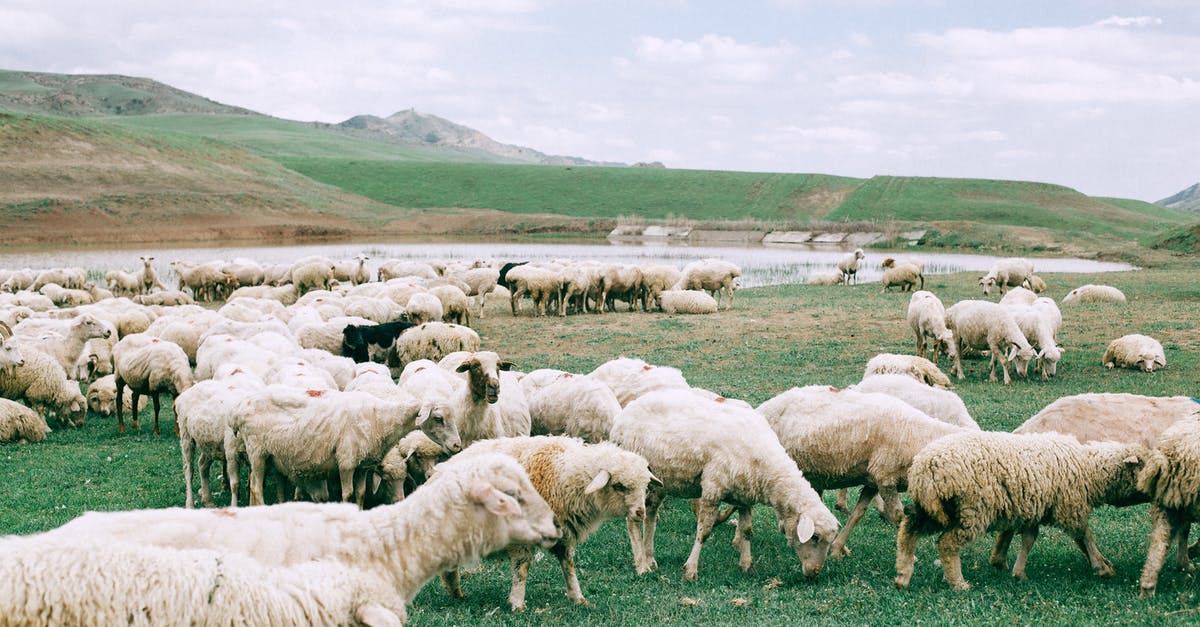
[{"xmin": 341, "ymin": 321, "xmax": 418, "ymax": 363}]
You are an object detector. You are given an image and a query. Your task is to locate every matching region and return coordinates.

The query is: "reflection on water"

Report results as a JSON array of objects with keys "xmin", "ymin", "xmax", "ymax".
[{"xmin": 0, "ymin": 240, "xmax": 1136, "ymax": 290}]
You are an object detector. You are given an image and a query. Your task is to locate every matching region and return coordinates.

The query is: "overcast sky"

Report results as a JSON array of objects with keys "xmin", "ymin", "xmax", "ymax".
[{"xmin": 3, "ymin": 1, "xmax": 1198, "ymax": 202}]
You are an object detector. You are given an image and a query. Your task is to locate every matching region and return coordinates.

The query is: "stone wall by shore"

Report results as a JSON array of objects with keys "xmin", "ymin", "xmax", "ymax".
[{"xmin": 608, "ymin": 226, "xmax": 926, "ymax": 246}]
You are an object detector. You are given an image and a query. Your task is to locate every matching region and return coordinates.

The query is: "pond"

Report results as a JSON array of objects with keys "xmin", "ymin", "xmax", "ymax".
[{"xmin": 0, "ymin": 239, "xmax": 1136, "ymax": 290}]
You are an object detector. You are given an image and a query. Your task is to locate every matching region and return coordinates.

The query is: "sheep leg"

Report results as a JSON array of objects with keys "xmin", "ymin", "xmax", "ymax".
[
  {"xmin": 151, "ymin": 392, "xmax": 161, "ymax": 436},
  {"xmin": 353, "ymin": 469, "xmax": 368, "ymax": 508},
  {"xmin": 834, "ymin": 488, "xmax": 851, "ymax": 513},
  {"xmin": 440, "ymin": 569, "xmax": 464, "ymax": 598},
  {"xmin": 683, "ymin": 497, "xmax": 720, "ymax": 581},
  {"xmin": 894, "ymin": 515, "xmax": 919, "ymax": 589},
  {"xmin": 914, "ymin": 331, "xmax": 927, "ymax": 360},
  {"xmin": 197, "ymin": 452, "xmax": 216, "ymax": 508},
  {"xmin": 223, "ymin": 438, "xmax": 240, "ymax": 508},
  {"xmin": 181, "ymin": 435, "xmax": 197, "ymax": 509},
  {"xmin": 116, "ymin": 378, "xmax": 128, "ymax": 433},
  {"xmin": 1175, "ymin": 518, "xmax": 1194, "ymax": 571},
  {"xmin": 550, "ymin": 541, "xmax": 587, "ymax": 606},
  {"xmin": 640, "ymin": 490, "xmax": 665, "ymax": 573},
  {"xmin": 830, "ymin": 485, "xmax": 877, "ymax": 558},
  {"xmin": 733, "ymin": 505, "xmax": 755, "ymax": 572},
  {"xmin": 989, "ymin": 530, "xmax": 1014, "ymax": 571},
  {"xmin": 338, "ymin": 466, "xmax": 357, "ymax": 505},
  {"xmin": 1011, "ymin": 528, "xmax": 1039, "ymax": 581},
  {"xmin": 937, "ymin": 528, "xmax": 976, "ymax": 591},
  {"xmin": 951, "ymin": 339, "xmax": 966, "ymax": 381},
  {"xmin": 247, "ymin": 452, "xmax": 267, "ymax": 506},
  {"xmin": 1071, "ymin": 527, "xmax": 1114, "ymax": 577},
  {"xmin": 1140, "ymin": 506, "xmax": 1175, "ymax": 597},
  {"xmin": 507, "ymin": 544, "xmax": 535, "ymax": 611}
]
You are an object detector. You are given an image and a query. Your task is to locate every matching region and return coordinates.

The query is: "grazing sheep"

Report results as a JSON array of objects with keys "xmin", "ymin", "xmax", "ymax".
[
  {"xmin": 611, "ymin": 389, "xmax": 840, "ymax": 580},
  {"xmin": 1022, "ymin": 274, "xmax": 1048, "ymax": 293},
  {"xmin": 600, "ymin": 264, "xmax": 644, "ymax": 313},
  {"xmin": 451, "ymin": 266, "xmax": 500, "ymax": 318},
  {"xmin": 113, "ymin": 333, "xmax": 195, "ymax": 435},
  {"xmin": 341, "ymin": 320, "xmax": 416, "ymax": 364},
  {"xmin": 390, "ymin": 322, "xmax": 480, "ymax": 371},
  {"xmin": 837, "ymin": 248, "xmax": 865, "ymax": 286},
  {"xmin": 31, "ymin": 266, "xmax": 87, "ymax": 290},
  {"xmin": 429, "ymin": 284, "xmax": 471, "ymax": 326},
  {"xmin": 894, "ymin": 431, "xmax": 1145, "ymax": 590},
  {"xmin": 998, "ymin": 286, "xmax": 1038, "ymax": 306},
  {"xmin": 658, "ymin": 289, "xmax": 719, "ymax": 314},
  {"xmin": 557, "ymin": 263, "xmax": 600, "ymax": 315},
  {"xmin": 851, "ymin": 374, "xmax": 978, "ymax": 429},
  {"xmin": 589, "ymin": 356, "xmax": 690, "ymax": 407},
  {"xmin": 85, "ymin": 374, "xmax": 147, "ymax": 417},
  {"xmin": 226, "ymin": 283, "xmax": 298, "ymax": 305},
  {"xmin": 526, "ymin": 371, "xmax": 623, "ymax": 442},
  {"xmin": 290, "ymin": 259, "xmax": 337, "ymax": 296},
  {"xmin": 0, "ymin": 397, "xmax": 51, "ymax": 443},
  {"xmin": 806, "ymin": 271, "xmax": 845, "ymax": 286},
  {"xmin": 1062, "ymin": 284, "xmax": 1127, "ymax": 304},
  {"xmin": 1005, "ymin": 303, "xmax": 1063, "ymax": 379},
  {"xmin": 1137, "ymin": 415, "xmax": 1200, "ymax": 596},
  {"xmin": 175, "ymin": 372, "xmax": 265, "ymax": 507},
  {"xmin": 1015, "ymin": 393, "xmax": 1199, "ymax": 449},
  {"xmin": 0, "ymin": 343, "xmax": 86, "ymax": 428},
  {"xmin": 1, "ymin": 453, "xmax": 560, "ymax": 627},
  {"xmin": 674, "ymin": 259, "xmax": 740, "ymax": 310},
  {"xmin": 638, "ymin": 263, "xmax": 682, "ymax": 311},
  {"xmin": 978, "ymin": 258, "xmax": 1034, "ymax": 296},
  {"xmin": 442, "ymin": 436, "xmax": 658, "ymax": 611},
  {"xmin": 879, "ymin": 258, "xmax": 924, "ymax": 293},
  {"xmin": 862, "ymin": 353, "xmax": 953, "ymax": 390},
  {"xmin": 906, "ymin": 291, "xmax": 957, "ymax": 365},
  {"xmin": 405, "ymin": 291, "xmax": 444, "ymax": 325},
  {"xmin": 945, "ymin": 300, "xmax": 1036, "ymax": 385},
  {"xmin": 1103, "ymin": 333, "xmax": 1166, "ymax": 372},
  {"xmin": 758, "ymin": 385, "xmax": 965, "ymax": 558},
  {"xmin": 507, "ymin": 265, "xmax": 562, "ymax": 317}
]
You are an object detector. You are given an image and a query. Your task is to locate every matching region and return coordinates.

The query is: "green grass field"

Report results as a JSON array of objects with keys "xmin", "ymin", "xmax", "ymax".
[{"xmin": 3, "ymin": 258, "xmax": 1199, "ymax": 624}]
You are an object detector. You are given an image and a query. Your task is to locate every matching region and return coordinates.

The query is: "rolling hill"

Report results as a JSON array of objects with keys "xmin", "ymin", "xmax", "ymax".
[{"xmin": 1157, "ymin": 182, "xmax": 1200, "ymax": 212}]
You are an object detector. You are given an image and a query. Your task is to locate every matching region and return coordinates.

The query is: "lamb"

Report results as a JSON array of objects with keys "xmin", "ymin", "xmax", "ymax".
[
  {"xmin": 526, "ymin": 371, "xmax": 623, "ymax": 442},
  {"xmin": 894, "ymin": 431, "xmax": 1145, "ymax": 590},
  {"xmin": 442, "ymin": 436, "xmax": 658, "ymax": 611},
  {"xmin": 113, "ymin": 333, "xmax": 195, "ymax": 435},
  {"xmin": 978, "ymin": 257, "xmax": 1034, "ymax": 296},
  {"xmin": 1014, "ymin": 393, "xmax": 1199, "ymax": 450},
  {"xmin": 862, "ymin": 353, "xmax": 953, "ymax": 389},
  {"xmin": 1005, "ymin": 303, "xmax": 1063, "ymax": 379},
  {"xmin": 945, "ymin": 300, "xmax": 1037, "ymax": 384},
  {"xmin": 1136, "ymin": 415, "xmax": 1200, "ymax": 596},
  {"xmin": 806, "ymin": 270, "xmax": 845, "ymax": 286},
  {"xmin": 674, "ymin": 258, "xmax": 740, "ymax": 309},
  {"xmin": 0, "ymin": 343, "xmax": 86, "ymax": 427},
  {"xmin": 390, "ymin": 321, "xmax": 480, "ymax": 370},
  {"xmin": 341, "ymin": 320, "xmax": 416, "ymax": 364},
  {"xmin": 86, "ymin": 374, "xmax": 147, "ymax": 417},
  {"xmin": 0, "ymin": 452, "xmax": 560, "ymax": 627},
  {"xmin": 228, "ymin": 386, "xmax": 424, "ymax": 506},
  {"xmin": 1062, "ymin": 284, "xmax": 1126, "ymax": 304},
  {"xmin": 879, "ymin": 258, "xmax": 924, "ymax": 292},
  {"xmin": 837, "ymin": 248, "xmax": 865, "ymax": 285},
  {"xmin": 0, "ymin": 397, "xmax": 51, "ymax": 443},
  {"xmin": 428, "ymin": 284, "xmax": 471, "ymax": 325},
  {"xmin": 659, "ymin": 289, "xmax": 719, "ymax": 314},
  {"xmin": 611, "ymin": 389, "xmax": 840, "ymax": 580},
  {"xmin": 851, "ymin": 373, "xmax": 978, "ymax": 429},
  {"xmin": 757, "ymin": 385, "xmax": 964, "ymax": 558},
  {"xmin": 402, "ymin": 291, "xmax": 441, "ymax": 325},
  {"xmin": 906, "ymin": 290, "xmax": 957, "ymax": 364},
  {"xmin": 589, "ymin": 356, "xmax": 691, "ymax": 407},
  {"xmin": 1103, "ymin": 333, "xmax": 1165, "ymax": 372},
  {"xmin": 507, "ymin": 264, "xmax": 562, "ymax": 316}
]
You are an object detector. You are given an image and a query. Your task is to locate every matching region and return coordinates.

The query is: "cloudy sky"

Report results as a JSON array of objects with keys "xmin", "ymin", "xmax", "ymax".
[{"xmin": 3, "ymin": 1, "xmax": 1198, "ymax": 202}]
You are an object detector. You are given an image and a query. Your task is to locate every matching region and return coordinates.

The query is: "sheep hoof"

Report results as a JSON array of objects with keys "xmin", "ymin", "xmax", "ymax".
[
  {"xmin": 989, "ymin": 558, "xmax": 1007, "ymax": 571},
  {"xmin": 830, "ymin": 545, "xmax": 850, "ymax": 559},
  {"xmin": 572, "ymin": 596, "xmax": 589, "ymax": 606},
  {"xmin": 950, "ymin": 581, "xmax": 971, "ymax": 591},
  {"xmin": 1139, "ymin": 585, "xmax": 1156, "ymax": 599},
  {"xmin": 1096, "ymin": 563, "xmax": 1115, "ymax": 578},
  {"xmin": 510, "ymin": 603, "xmax": 526, "ymax": 612},
  {"xmin": 682, "ymin": 567, "xmax": 699, "ymax": 581},
  {"xmin": 893, "ymin": 576, "xmax": 910, "ymax": 590}
]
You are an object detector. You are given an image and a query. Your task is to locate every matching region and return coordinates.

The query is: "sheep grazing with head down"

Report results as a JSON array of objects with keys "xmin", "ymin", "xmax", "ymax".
[
  {"xmin": 894, "ymin": 431, "xmax": 1146, "ymax": 591},
  {"xmin": 524, "ymin": 371, "xmax": 622, "ymax": 443},
  {"xmin": 879, "ymin": 258, "xmax": 924, "ymax": 293},
  {"xmin": 1062, "ymin": 284, "xmax": 1126, "ymax": 305},
  {"xmin": 1137, "ymin": 415, "xmax": 1200, "ymax": 597},
  {"xmin": 852, "ymin": 373, "xmax": 978, "ymax": 429},
  {"xmin": 978, "ymin": 258, "xmax": 1034, "ymax": 296},
  {"xmin": 441, "ymin": 436, "xmax": 658, "ymax": 611},
  {"xmin": 674, "ymin": 258, "xmax": 740, "ymax": 310},
  {"xmin": 838, "ymin": 248, "xmax": 865, "ymax": 286},
  {"xmin": 1022, "ymin": 274, "xmax": 1047, "ymax": 293},
  {"xmin": 86, "ymin": 374, "xmax": 147, "ymax": 417},
  {"xmin": 945, "ymin": 300, "xmax": 1036, "ymax": 385},
  {"xmin": 589, "ymin": 356, "xmax": 690, "ymax": 407},
  {"xmin": 611, "ymin": 389, "xmax": 839, "ymax": 581},
  {"xmin": 862, "ymin": 353, "xmax": 953, "ymax": 390},
  {"xmin": 0, "ymin": 342, "xmax": 86, "ymax": 428},
  {"xmin": 1103, "ymin": 333, "xmax": 1166, "ymax": 372},
  {"xmin": 906, "ymin": 291, "xmax": 956, "ymax": 365}
]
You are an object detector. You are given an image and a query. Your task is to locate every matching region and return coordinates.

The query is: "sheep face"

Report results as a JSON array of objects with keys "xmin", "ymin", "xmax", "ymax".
[
  {"xmin": 1006, "ymin": 345, "xmax": 1037, "ymax": 377},
  {"xmin": 0, "ymin": 341, "xmax": 24, "ymax": 369},
  {"xmin": 779, "ymin": 505, "xmax": 835, "ymax": 578},
  {"xmin": 75, "ymin": 315, "xmax": 112, "ymax": 340},
  {"xmin": 465, "ymin": 465, "xmax": 560, "ymax": 548},
  {"xmin": 583, "ymin": 453, "xmax": 656, "ymax": 522},
  {"xmin": 417, "ymin": 402, "xmax": 462, "ymax": 453},
  {"xmin": 1139, "ymin": 353, "xmax": 1165, "ymax": 372},
  {"xmin": 455, "ymin": 352, "xmax": 514, "ymax": 404},
  {"xmin": 1037, "ymin": 346, "xmax": 1062, "ymax": 378},
  {"xmin": 979, "ymin": 276, "xmax": 997, "ymax": 295}
]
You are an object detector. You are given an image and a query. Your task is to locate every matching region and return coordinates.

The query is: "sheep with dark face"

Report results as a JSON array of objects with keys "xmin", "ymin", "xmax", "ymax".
[{"xmin": 341, "ymin": 321, "xmax": 417, "ymax": 364}]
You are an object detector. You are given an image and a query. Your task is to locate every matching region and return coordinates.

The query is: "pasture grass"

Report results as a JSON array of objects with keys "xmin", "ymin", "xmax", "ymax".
[{"xmin": 2, "ymin": 260, "xmax": 1200, "ymax": 624}]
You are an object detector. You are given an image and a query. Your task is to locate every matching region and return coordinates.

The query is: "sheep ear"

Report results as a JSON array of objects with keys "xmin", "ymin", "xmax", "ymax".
[
  {"xmin": 415, "ymin": 404, "xmax": 432, "ymax": 426},
  {"xmin": 796, "ymin": 515, "xmax": 816, "ymax": 543},
  {"xmin": 648, "ymin": 472, "xmax": 664, "ymax": 487},
  {"xmin": 498, "ymin": 361, "xmax": 517, "ymax": 371},
  {"xmin": 584, "ymin": 470, "xmax": 611, "ymax": 494},
  {"xmin": 1006, "ymin": 346, "xmax": 1019, "ymax": 361},
  {"xmin": 470, "ymin": 482, "xmax": 521, "ymax": 517},
  {"xmin": 1123, "ymin": 455, "xmax": 1141, "ymax": 465},
  {"xmin": 455, "ymin": 361, "xmax": 474, "ymax": 373}
]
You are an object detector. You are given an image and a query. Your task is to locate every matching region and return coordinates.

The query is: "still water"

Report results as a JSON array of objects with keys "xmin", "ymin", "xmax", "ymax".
[{"xmin": 0, "ymin": 240, "xmax": 1135, "ymax": 290}]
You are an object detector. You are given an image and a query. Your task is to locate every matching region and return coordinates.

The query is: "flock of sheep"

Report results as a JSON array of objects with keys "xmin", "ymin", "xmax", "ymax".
[{"xmin": 0, "ymin": 248, "xmax": 1193, "ymax": 624}]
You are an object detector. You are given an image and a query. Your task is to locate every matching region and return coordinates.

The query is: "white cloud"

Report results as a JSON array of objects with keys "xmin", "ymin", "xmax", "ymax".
[
  {"xmin": 576, "ymin": 101, "xmax": 622, "ymax": 122},
  {"xmin": 1094, "ymin": 15, "xmax": 1163, "ymax": 28},
  {"xmin": 632, "ymin": 34, "xmax": 792, "ymax": 84}
]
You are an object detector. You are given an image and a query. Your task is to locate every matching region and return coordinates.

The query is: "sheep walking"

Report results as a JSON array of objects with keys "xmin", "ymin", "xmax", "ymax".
[
  {"xmin": 906, "ymin": 291, "xmax": 956, "ymax": 364},
  {"xmin": 895, "ymin": 431, "xmax": 1145, "ymax": 590},
  {"xmin": 945, "ymin": 300, "xmax": 1036, "ymax": 385},
  {"xmin": 113, "ymin": 334, "xmax": 194, "ymax": 435},
  {"xmin": 1103, "ymin": 333, "xmax": 1166, "ymax": 372},
  {"xmin": 880, "ymin": 258, "xmax": 924, "ymax": 293},
  {"xmin": 978, "ymin": 258, "xmax": 1033, "ymax": 296},
  {"xmin": 1137, "ymin": 416, "xmax": 1200, "ymax": 597}
]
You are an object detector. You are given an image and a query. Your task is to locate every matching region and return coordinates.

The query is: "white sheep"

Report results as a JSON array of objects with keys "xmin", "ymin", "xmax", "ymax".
[
  {"xmin": 638, "ymin": 263, "xmax": 682, "ymax": 311},
  {"xmin": 894, "ymin": 431, "xmax": 1145, "ymax": 590},
  {"xmin": 837, "ymin": 248, "xmax": 865, "ymax": 286},
  {"xmin": 1103, "ymin": 333, "xmax": 1166, "ymax": 372},
  {"xmin": 449, "ymin": 266, "xmax": 500, "ymax": 318},
  {"xmin": 31, "ymin": 266, "xmax": 87, "ymax": 290},
  {"xmin": 978, "ymin": 257, "xmax": 1034, "ymax": 296},
  {"xmin": 879, "ymin": 258, "xmax": 924, "ymax": 292},
  {"xmin": 442, "ymin": 350, "xmax": 531, "ymax": 442},
  {"xmin": 0, "ymin": 397, "xmax": 51, "ymax": 443},
  {"xmin": 390, "ymin": 321, "xmax": 481, "ymax": 371},
  {"xmin": 1015, "ymin": 393, "xmax": 1199, "ymax": 449},
  {"xmin": 113, "ymin": 333, "xmax": 195, "ymax": 435},
  {"xmin": 0, "ymin": 343, "xmax": 86, "ymax": 427},
  {"xmin": 378, "ymin": 259, "xmax": 439, "ymax": 281},
  {"xmin": 133, "ymin": 289, "xmax": 196, "ymax": 307},
  {"xmin": 442, "ymin": 435, "xmax": 658, "ymax": 611},
  {"xmin": 10, "ymin": 313, "xmax": 112, "ymax": 374},
  {"xmin": 526, "ymin": 371, "xmax": 623, "ymax": 442},
  {"xmin": 674, "ymin": 258, "xmax": 740, "ymax": 309},
  {"xmin": 851, "ymin": 373, "xmax": 978, "ymax": 429},
  {"xmin": 139, "ymin": 255, "xmax": 165, "ymax": 293},
  {"xmin": 659, "ymin": 289, "xmax": 719, "ymax": 314},
  {"xmin": 806, "ymin": 270, "xmax": 845, "ymax": 286},
  {"xmin": 945, "ymin": 300, "xmax": 1037, "ymax": 385},
  {"xmin": 599, "ymin": 264, "xmax": 643, "ymax": 313},
  {"xmin": 333, "ymin": 253, "xmax": 371, "ymax": 285},
  {"xmin": 611, "ymin": 389, "xmax": 840, "ymax": 580},
  {"xmin": 757, "ymin": 385, "xmax": 965, "ymax": 558},
  {"xmin": 175, "ymin": 372, "xmax": 265, "ymax": 508},
  {"xmin": 1136, "ymin": 415, "xmax": 1200, "ymax": 596},
  {"xmin": 1022, "ymin": 274, "xmax": 1048, "ymax": 293},
  {"xmin": 1005, "ymin": 303, "xmax": 1063, "ymax": 379},
  {"xmin": 428, "ymin": 284, "xmax": 471, "ymax": 325},
  {"xmin": 405, "ymin": 291, "xmax": 444, "ymax": 325},
  {"xmin": 290, "ymin": 259, "xmax": 336, "ymax": 296},
  {"xmin": 507, "ymin": 264, "xmax": 562, "ymax": 316},
  {"xmin": 1, "ymin": 452, "xmax": 560, "ymax": 627},
  {"xmin": 85, "ymin": 374, "xmax": 146, "ymax": 417},
  {"xmin": 226, "ymin": 283, "xmax": 298, "ymax": 305},
  {"xmin": 589, "ymin": 356, "xmax": 691, "ymax": 407},
  {"xmin": 862, "ymin": 353, "xmax": 953, "ymax": 389},
  {"xmin": 906, "ymin": 290, "xmax": 957, "ymax": 365},
  {"xmin": 998, "ymin": 286, "xmax": 1038, "ymax": 306},
  {"xmin": 1062, "ymin": 284, "xmax": 1127, "ymax": 304}
]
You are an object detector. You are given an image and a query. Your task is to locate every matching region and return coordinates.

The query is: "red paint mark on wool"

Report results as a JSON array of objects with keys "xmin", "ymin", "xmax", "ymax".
[
  {"xmin": 306, "ymin": 389, "xmax": 325, "ymax": 397},
  {"xmin": 642, "ymin": 365, "xmax": 653, "ymax": 371},
  {"xmin": 230, "ymin": 369, "xmax": 243, "ymax": 375},
  {"xmin": 211, "ymin": 509, "xmax": 236, "ymax": 518}
]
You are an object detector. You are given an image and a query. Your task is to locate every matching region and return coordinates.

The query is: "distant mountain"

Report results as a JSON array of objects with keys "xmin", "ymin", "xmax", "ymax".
[
  {"xmin": 337, "ymin": 109, "xmax": 624, "ymax": 167},
  {"xmin": 1156, "ymin": 182, "xmax": 1200, "ymax": 212}
]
